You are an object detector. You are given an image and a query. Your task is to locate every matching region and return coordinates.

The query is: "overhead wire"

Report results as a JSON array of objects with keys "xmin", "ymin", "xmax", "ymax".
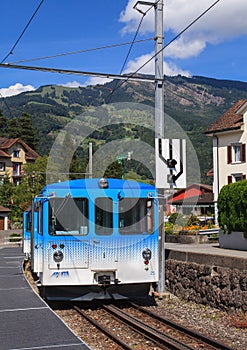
[
  {"xmin": 0, "ymin": 0, "xmax": 45, "ymax": 119},
  {"xmin": 0, "ymin": 0, "xmax": 222, "ymax": 101},
  {"xmin": 9, "ymin": 38, "xmax": 154, "ymax": 65},
  {"xmin": 1, "ymin": 0, "xmax": 45, "ymax": 64},
  {"xmin": 105, "ymin": 0, "xmax": 222, "ymax": 99},
  {"xmin": 106, "ymin": 1, "xmax": 155, "ymax": 103}
]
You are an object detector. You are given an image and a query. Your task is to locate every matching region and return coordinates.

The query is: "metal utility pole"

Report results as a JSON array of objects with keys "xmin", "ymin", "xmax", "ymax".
[
  {"xmin": 154, "ymin": 0, "xmax": 165, "ymax": 295},
  {"xmin": 89, "ymin": 142, "xmax": 93, "ymax": 178},
  {"xmin": 134, "ymin": 0, "xmax": 165, "ymax": 293},
  {"xmin": 155, "ymin": 0, "xmax": 164, "ymax": 142}
]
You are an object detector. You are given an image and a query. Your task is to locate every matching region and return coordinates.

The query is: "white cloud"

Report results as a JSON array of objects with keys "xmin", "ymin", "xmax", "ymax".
[
  {"xmin": 123, "ymin": 52, "xmax": 190, "ymax": 77},
  {"xmin": 0, "ymin": 83, "xmax": 35, "ymax": 97},
  {"xmin": 60, "ymin": 81, "xmax": 82, "ymax": 88},
  {"xmin": 120, "ymin": 0, "xmax": 247, "ymax": 59},
  {"xmin": 164, "ymin": 37, "xmax": 206, "ymax": 59},
  {"xmin": 84, "ymin": 77, "xmax": 112, "ymax": 86}
]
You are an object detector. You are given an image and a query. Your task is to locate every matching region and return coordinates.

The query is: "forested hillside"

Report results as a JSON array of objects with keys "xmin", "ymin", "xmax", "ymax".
[{"xmin": 1, "ymin": 74, "xmax": 247, "ymax": 184}]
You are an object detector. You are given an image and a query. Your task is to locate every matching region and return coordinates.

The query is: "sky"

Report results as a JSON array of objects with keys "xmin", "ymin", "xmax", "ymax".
[{"xmin": 0, "ymin": 0, "xmax": 247, "ymax": 97}]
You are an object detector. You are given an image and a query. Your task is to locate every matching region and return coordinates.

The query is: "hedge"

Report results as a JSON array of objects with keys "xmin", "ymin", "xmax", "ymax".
[{"xmin": 218, "ymin": 180, "xmax": 247, "ymax": 233}]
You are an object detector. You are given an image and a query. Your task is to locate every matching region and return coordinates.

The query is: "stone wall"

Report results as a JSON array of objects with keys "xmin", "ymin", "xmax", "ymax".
[{"xmin": 165, "ymin": 259, "xmax": 247, "ymax": 311}]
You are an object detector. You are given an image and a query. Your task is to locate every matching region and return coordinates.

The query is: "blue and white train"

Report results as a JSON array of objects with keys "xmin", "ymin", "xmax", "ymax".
[{"xmin": 23, "ymin": 178, "xmax": 159, "ymax": 300}]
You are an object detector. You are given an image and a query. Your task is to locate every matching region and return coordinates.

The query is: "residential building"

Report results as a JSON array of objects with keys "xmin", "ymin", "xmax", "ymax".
[
  {"xmin": 166, "ymin": 183, "xmax": 214, "ymax": 216},
  {"xmin": 0, "ymin": 137, "xmax": 39, "ymax": 185},
  {"xmin": 205, "ymin": 99, "xmax": 247, "ymax": 222},
  {"xmin": 0, "ymin": 205, "xmax": 11, "ymax": 230}
]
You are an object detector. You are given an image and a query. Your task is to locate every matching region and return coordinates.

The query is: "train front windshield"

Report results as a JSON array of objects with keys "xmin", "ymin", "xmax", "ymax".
[
  {"xmin": 48, "ymin": 196, "xmax": 154, "ymax": 236},
  {"xmin": 48, "ymin": 197, "xmax": 89, "ymax": 235},
  {"xmin": 119, "ymin": 198, "xmax": 154, "ymax": 234}
]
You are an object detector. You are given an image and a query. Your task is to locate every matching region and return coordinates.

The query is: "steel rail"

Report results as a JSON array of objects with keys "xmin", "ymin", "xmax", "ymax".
[
  {"xmin": 72, "ymin": 304, "xmax": 133, "ymax": 350},
  {"xmin": 129, "ymin": 301, "xmax": 235, "ymax": 350},
  {"xmin": 103, "ymin": 304, "xmax": 194, "ymax": 350}
]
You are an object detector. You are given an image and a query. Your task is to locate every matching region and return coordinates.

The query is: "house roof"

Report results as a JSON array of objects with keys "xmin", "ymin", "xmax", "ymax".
[
  {"xmin": 207, "ymin": 168, "xmax": 213, "ymax": 176},
  {"xmin": 0, "ymin": 137, "xmax": 39, "ymax": 161},
  {"xmin": 167, "ymin": 183, "xmax": 213, "ymax": 205},
  {"xmin": 205, "ymin": 99, "xmax": 247, "ymax": 134},
  {"xmin": 0, "ymin": 150, "xmax": 11, "ymax": 158},
  {"xmin": 0, "ymin": 205, "xmax": 11, "ymax": 212}
]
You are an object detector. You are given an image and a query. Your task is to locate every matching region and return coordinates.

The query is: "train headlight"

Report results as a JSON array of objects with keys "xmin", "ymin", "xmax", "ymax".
[
  {"xmin": 53, "ymin": 250, "xmax": 63, "ymax": 263},
  {"xmin": 142, "ymin": 248, "xmax": 152, "ymax": 261},
  {"xmin": 98, "ymin": 178, "xmax": 108, "ymax": 188}
]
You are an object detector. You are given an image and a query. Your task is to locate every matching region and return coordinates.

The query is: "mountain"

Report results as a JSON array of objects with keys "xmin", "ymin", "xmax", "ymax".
[{"xmin": 1, "ymin": 75, "xmax": 247, "ymax": 183}]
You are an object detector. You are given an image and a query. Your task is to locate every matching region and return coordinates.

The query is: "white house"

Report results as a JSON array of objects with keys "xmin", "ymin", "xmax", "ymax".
[{"xmin": 205, "ymin": 99, "xmax": 247, "ymax": 223}]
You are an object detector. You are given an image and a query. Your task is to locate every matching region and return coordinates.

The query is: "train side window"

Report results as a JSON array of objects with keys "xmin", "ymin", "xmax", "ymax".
[
  {"xmin": 26, "ymin": 211, "xmax": 32, "ymax": 231},
  {"xmin": 34, "ymin": 202, "xmax": 43, "ymax": 235},
  {"xmin": 95, "ymin": 197, "xmax": 113, "ymax": 235},
  {"xmin": 119, "ymin": 198, "xmax": 154, "ymax": 234},
  {"xmin": 48, "ymin": 197, "xmax": 89, "ymax": 235}
]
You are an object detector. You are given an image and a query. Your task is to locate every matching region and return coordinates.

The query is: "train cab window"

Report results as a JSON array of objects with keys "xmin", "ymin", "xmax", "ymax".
[
  {"xmin": 95, "ymin": 197, "xmax": 113, "ymax": 235},
  {"xmin": 119, "ymin": 198, "xmax": 154, "ymax": 234},
  {"xmin": 48, "ymin": 197, "xmax": 89, "ymax": 235},
  {"xmin": 26, "ymin": 211, "xmax": 32, "ymax": 231},
  {"xmin": 34, "ymin": 202, "xmax": 43, "ymax": 235}
]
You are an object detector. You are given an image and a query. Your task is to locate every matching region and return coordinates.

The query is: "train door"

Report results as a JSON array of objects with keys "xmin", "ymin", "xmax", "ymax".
[
  {"xmin": 23, "ymin": 210, "xmax": 32, "ymax": 256},
  {"xmin": 89, "ymin": 195, "xmax": 118, "ymax": 285},
  {"xmin": 31, "ymin": 200, "xmax": 44, "ymax": 274}
]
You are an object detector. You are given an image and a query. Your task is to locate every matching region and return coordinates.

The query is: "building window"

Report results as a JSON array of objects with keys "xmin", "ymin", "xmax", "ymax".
[
  {"xmin": 13, "ymin": 150, "xmax": 20, "ymax": 158},
  {"xmin": 0, "ymin": 162, "xmax": 5, "ymax": 171},
  {"xmin": 12, "ymin": 163, "xmax": 21, "ymax": 176},
  {"xmin": 227, "ymin": 144, "xmax": 246, "ymax": 164},
  {"xmin": 228, "ymin": 173, "xmax": 246, "ymax": 184}
]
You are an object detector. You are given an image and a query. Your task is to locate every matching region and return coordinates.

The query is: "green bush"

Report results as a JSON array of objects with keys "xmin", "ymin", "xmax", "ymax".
[
  {"xmin": 9, "ymin": 233, "xmax": 21, "ymax": 243},
  {"xmin": 218, "ymin": 180, "xmax": 247, "ymax": 233},
  {"xmin": 165, "ymin": 221, "xmax": 175, "ymax": 235}
]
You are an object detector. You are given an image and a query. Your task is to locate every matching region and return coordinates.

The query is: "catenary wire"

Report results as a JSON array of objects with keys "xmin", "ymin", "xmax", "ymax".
[
  {"xmin": 106, "ymin": 4, "xmax": 150, "ymax": 103},
  {"xmin": 9, "ymin": 38, "xmax": 154, "ymax": 65},
  {"xmin": 0, "ymin": 0, "xmax": 45, "ymax": 118},
  {"xmin": 1, "ymin": 0, "xmax": 45, "ymax": 64},
  {"xmin": 106, "ymin": 0, "xmax": 222, "ymax": 99},
  {"xmin": 0, "ymin": 0, "xmax": 222, "ymax": 97}
]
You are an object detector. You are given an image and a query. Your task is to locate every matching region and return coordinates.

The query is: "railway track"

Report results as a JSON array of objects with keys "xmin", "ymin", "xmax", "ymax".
[{"xmin": 71, "ymin": 301, "xmax": 235, "ymax": 350}]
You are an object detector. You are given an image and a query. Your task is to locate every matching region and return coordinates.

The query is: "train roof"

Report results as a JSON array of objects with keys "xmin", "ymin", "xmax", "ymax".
[{"xmin": 40, "ymin": 178, "xmax": 155, "ymax": 195}]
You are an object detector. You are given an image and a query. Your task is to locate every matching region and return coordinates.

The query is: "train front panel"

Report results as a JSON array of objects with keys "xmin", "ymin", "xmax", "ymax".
[{"xmin": 31, "ymin": 179, "xmax": 159, "ymax": 299}]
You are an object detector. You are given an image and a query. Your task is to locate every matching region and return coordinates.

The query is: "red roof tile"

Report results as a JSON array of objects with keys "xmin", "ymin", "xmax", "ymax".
[
  {"xmin": 167, "ymin": 183, "xmax": 213, "ymax": 204},
  {"xmin": 0, "ymin": 205, "xmax": 11, "ymax": 212},
  {"xmin": 205, "ymin": 99, "xmax": 247, "ymax": 134},
  {"xmin": 0, "ymin": 150, "xmax": 11, "ymax": 158},
  {"xmin": 0, "ymin": 137, "xmax": 39, "ymax": 160}
]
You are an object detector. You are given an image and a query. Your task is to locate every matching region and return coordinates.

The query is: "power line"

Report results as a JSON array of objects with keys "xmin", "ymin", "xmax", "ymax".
[
  {"xmin": 106, "ymin": 4, "xmax": 152, "ymax": 103},
  {"xmin": 0, "ymin": 0, "xmax": 221, "ymax": 89},
  {"xmin": 1, "ymin": 0, "xmax": 45, "ymax": 64},
  {"xmin": 9, "ymin": 38, "xmax": 154, "ymax": 65},
  {"xmin": 134, "ymin": 0, "xmax": 222, "ymax": 76},
  {"xmin": 106, "ymin": 0, "xmax": 222, "ymax": 98}
]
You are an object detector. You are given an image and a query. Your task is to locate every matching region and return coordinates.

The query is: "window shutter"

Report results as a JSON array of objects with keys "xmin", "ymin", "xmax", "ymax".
[
  {"xmin": 241, "ymin": 144, "xmax": 246, "ymax": 163},
  {"xmin": 228, "ymin": 175, "xmax": 232, "ymax": 184},
  {"xmin": 227, "ymin": 145, "xmax": 232, "ymax": 164},
  {"xmin": 242, "ymin": 174, "xmax": 246, "ymax": 180}
]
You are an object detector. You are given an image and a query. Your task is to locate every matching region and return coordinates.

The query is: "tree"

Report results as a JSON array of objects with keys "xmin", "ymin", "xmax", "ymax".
[
  {"xmin": 0, "ymin": 110, "xmax": 8, "ymax": 137},
  {"xmin": 7, "ymin": 117, "xmax": 19, "ymax": 138},
  {"xmin": 0, "ymin": 173, "xmax": 15, "ymax": 222},
  {"xmin": 18, "ymin": 113, "xmax": 38, "ymax": 150},
  {"xmin": 13, "ymin": 156, "xmax": 48, "ymax": 216},
  {"xmin": 6, "ymin": 113, "xmax": 39, "ymax": 150}
]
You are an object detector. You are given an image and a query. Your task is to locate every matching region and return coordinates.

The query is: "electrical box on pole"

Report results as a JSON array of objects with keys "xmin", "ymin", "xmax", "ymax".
[{"xmin": 155, "ymin": 138, "xmax": 186, "ymax": 189}]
